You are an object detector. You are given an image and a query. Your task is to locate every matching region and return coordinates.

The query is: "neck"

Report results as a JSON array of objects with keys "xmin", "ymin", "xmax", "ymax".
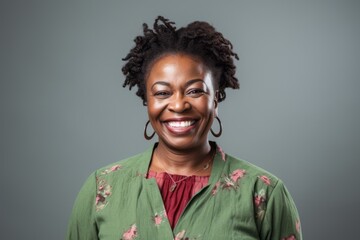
[{"xmin": 152, "ymin": 141, "xmax": 213, "ymax": 176}]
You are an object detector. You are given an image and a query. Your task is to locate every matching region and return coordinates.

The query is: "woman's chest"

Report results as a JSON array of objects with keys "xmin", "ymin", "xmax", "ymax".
[{"xmin": 95, "ymin": 180, "xmax": 260, "ymax": 240}]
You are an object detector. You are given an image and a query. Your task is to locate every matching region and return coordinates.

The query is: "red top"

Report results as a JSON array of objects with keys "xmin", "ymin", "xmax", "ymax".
[{"xmin": 147, "ymin": 171, "xmax": 210, "ymax": 229}]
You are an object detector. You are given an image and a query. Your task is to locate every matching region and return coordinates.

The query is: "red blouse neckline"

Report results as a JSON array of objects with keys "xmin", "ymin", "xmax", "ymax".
[{"xmin": 147, "ymin": 170, "xmax": 210, "ymax": 229}]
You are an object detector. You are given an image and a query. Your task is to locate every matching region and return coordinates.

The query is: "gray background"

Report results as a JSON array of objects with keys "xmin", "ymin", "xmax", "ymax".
[{"xmin": 1, "ymin": 0, "xmax": 359, "ymax": 239}]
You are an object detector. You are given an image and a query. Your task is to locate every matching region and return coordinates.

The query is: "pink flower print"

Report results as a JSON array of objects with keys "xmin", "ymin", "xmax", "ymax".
[
  {"xmin": 281, "ymin": 235, "xmax": 296, "ymax": 240},
  {"xmin": 231, "ymin": 169, "xmax": 246, "ymax": 182},
  {"xmin": 254, "ymin": 195, "xmax": 263, "ymax": 207},
  {"xmin": 174, "ymin": 230, "xmax": 186, "ymax": 240},
  {"xmin": 101, "ymin": 164, "xmax": 122, "ymax": 175},
  {"xmin": 110, "ymin": 164, "xmax": 121, "ymax": 171},
  {"xmin": 259, "ymin": 175, "xmax": 271, "ymax": 185},
  {"xmin": 102, "ymin": 184, "xmax": 112, "ymax": 196},
  {"xmin": 95, "ymin": 178, "xmax": 112, "ymax": 211},
  {"xmin": 213, "ymin": 169, "xmax": 245, "ymax": 194},
  {"xmin": 122, "ymin": 224, "xmax": 137, "ymax": 240},
  {"xmin": 254, "ymin": 189, "xmax": 266, "ymax": 220},
  {"xmin": 154, "ymin": 214, "xmax": 162, "ymax": 226},
  {"xmin": 224, "ymin": 177, "xmax": 236, "ymax": 188},
  {"xmin": 217, "ymin": 145, "xmax": 226, "ymax": 161},
  {"xmin": 153, "ymin": 210, "xmax": 167, "ymax": 227},
  {"xmin": 296, "ymin": 219, "xmax": 301, "ymax": 233},
  {"xmin": 95, "ymin": 194, "xmax": 105, "ymax": 205},
  {"xmin": 254, "ymin": 189, "xmax": 266, "ymax": 207},
  {"xmin": 212, "ymin": 181, "xmax": 220, "ymax": 195}
]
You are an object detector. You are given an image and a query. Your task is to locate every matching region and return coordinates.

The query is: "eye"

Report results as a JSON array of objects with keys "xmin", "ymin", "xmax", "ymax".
[
  {"xmin": 187, "ymin": 88, "xmax": 205, "ymax": 97},
  {"xmin": 153, "ymin": 91, "xmax": 171, "ymax": 98}
]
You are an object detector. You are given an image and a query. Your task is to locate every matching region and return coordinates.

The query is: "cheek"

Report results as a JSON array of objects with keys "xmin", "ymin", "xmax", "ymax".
[
  {"xmin": 193, "ymin": 97, "xmax": 216, "ymax": 116},
  {"xmin": 147, "ymin": 99, "xmax": 166, "ymax": 119}
]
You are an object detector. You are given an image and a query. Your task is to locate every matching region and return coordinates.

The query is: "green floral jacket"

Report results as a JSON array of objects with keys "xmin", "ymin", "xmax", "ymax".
[{"xmin": 67, "ymin": 143, "xmax": 302, "ymax": 240}]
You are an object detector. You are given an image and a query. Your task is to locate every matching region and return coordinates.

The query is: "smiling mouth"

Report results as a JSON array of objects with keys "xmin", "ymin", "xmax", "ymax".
[
  {"xmin": 164, "ymin": 120, "xmax": 196, "ymax": 134},
  {"xmin": 167, "ymin": 120, "xmax": 195, "ymax": 128}
]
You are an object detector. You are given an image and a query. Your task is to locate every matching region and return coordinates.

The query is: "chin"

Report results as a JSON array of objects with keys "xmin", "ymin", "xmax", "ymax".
[{"xmin": 160, "ymin": 136, "xmax": 207, "ymax": 151}]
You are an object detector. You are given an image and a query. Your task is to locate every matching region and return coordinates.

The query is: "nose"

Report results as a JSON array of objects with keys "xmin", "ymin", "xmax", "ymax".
[{"xmin": 168, "ymin": 93, "xmax": 191, "ymax": 113}]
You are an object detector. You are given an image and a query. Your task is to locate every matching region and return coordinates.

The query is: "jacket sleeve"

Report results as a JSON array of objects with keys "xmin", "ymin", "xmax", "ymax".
[
  {"xmin": 66, "ymin": 172, "xmax": 98, "ymax": 240},
  {"xmin": 260, "ymin": 180, "xmax": 302, "ymax": 240}
]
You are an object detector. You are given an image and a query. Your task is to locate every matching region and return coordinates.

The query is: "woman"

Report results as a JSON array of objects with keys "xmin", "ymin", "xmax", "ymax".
[{"xmin": 67, "ymin": 16, "xmax": 302, "ymax": 240}]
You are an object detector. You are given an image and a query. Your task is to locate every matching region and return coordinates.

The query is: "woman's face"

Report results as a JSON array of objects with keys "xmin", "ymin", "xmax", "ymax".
[{"xmin": 146, "ymin": 53, "xmax": 218, "ymax": 151}]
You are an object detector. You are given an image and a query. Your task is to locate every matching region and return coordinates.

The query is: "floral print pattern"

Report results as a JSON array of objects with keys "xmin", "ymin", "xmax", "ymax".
[
  {"xmin": 211, "ymin": 181, "xmax": 221, "ymax": 195},
  {"xmin": 96, "ymin": 178, "xmax": 112, "ymax": 211},
  {"xmin": 121, "ymin": 224, "xmax": 137, "ymax": 240},
  {"xmin": 231, "ymin": 169, "xmax": 246, "ymax": 182},
  {"xmin": 100, "ymin": 164, "xmax": 122, "ymax": 175},
  {"xmin": 174, "ymin": 230, "xmax": 186, "ymax": 240},
  {"xmin": 174, "ymin": 230, "xmax": 200, "ymax": 240},
  {"xmin": 153, "ymin": 210, "xmax": 167, "ymax": 227},
  {"xmin": 259, "ymin": 175, "xmax": 271, "ymax": 185},
  {"xmin": 212, "ymin": 169, "xmax": 246, "ymax": 195},
  {"xmin": 281, "ymin": 235, "xmax": 296, "ymax": 240},
  {"xmin": 254, "ymin": 189, "xmax": 266, "ymax": 220},
  {"xmin": 95, "ymin": 164, "xmax": 122, "ymax": 211}
]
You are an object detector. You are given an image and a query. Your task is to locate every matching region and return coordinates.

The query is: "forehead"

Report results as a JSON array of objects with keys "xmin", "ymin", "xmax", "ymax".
[{"xmin": 146, "ymin": 53, "xmax": 211, "ymax": 84}]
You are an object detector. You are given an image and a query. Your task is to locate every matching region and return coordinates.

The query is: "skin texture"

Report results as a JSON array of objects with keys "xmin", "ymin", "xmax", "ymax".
[{"xmin": 146, "ymin": 53, "xmax": 218, "ymax": 175}]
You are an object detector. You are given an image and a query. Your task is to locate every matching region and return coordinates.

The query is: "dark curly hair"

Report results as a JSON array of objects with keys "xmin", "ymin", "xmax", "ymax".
[{"xmin": 122, "ymin": 16, "xmax": 239, "ymax": 106}]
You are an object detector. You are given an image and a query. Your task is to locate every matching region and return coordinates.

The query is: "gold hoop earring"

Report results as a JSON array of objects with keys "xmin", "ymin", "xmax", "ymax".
[
  {"xmin": 210, "ymin": 116, "xmax": 222, "ymax": 137},
  {"xmin": 144, "ymin": 120, "xmax": 155, "ymax": 140}
]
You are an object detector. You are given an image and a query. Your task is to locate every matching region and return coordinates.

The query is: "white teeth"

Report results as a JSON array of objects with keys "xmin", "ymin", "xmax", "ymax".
[{"xmin": 168, "ymin": 121, "xmax": 194, "ymax": 127}]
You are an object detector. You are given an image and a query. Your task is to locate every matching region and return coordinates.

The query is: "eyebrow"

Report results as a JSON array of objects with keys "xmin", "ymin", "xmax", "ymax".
[
  {"xmin": 151, "ymin": 79, "xmax": 205, "ymax": 90},
  {"xmin": 185, "ymin": 79, "xmax": 205, "ymax": 88},
  {"xmin": 151, "ymin": 81, "xmax": 170, "ymax": 90}
]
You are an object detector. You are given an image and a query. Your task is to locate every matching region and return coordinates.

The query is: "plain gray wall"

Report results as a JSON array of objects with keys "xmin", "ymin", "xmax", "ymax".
[{"xmin": 1, "ymin": 0, "xmax": 359, "ymax": 239}]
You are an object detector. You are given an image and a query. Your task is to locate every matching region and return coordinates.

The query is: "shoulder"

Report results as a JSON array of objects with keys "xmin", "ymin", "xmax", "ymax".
[
  {"xmin": 87, "ymin": 149, "xmax": 152, "ymax": 212},
  {"xmin": 96, "ymin": 153, "xmax": 141, "ymax": 174},
  {"xmin": 93, "ymin": 145, "xmax": 153, "ymax": 181},
  {"xmin": 222, "ymin": 152, "xmax": 280, "ymax": 190}
]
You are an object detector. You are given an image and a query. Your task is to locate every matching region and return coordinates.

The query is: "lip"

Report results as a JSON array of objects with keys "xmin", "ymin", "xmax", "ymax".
[{"xmin": 162, "ymin": 118, "xmax": 198, "ymax": 135}]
